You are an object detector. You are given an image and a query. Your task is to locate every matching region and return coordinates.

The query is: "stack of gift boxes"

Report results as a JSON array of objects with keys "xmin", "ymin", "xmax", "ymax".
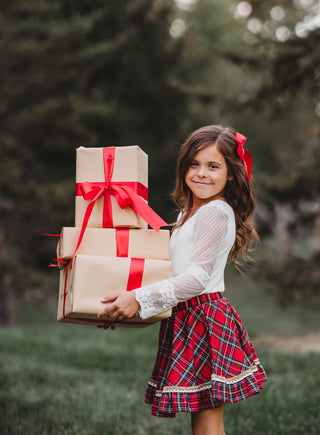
[{"xmin": 57, "ymin": 145, "xmax": 172, "ymax": 327}]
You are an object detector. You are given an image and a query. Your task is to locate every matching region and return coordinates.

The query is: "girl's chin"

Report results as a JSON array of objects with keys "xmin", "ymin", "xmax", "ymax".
[{"xmin": 193, "ymin": 193, "xmax": 223, "ymax": 203}]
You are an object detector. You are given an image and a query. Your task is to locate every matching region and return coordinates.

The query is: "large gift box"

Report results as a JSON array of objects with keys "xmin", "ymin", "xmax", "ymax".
[
  {"xmin": 57, "ymin": 255, "xmax": 172, "ymax": 327},
  {"xmin": 75, "ymin": 146, "xmax": 149, "ymax": 229},
  {"xmin": 57, "ymin": 227, "xmax": 170, "ymax": 261}
]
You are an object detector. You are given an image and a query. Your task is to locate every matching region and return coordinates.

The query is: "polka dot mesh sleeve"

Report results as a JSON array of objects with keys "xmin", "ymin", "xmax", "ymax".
[{"xmin": 134, "ymin": 205, "xmax": 229, "ymax": 319}]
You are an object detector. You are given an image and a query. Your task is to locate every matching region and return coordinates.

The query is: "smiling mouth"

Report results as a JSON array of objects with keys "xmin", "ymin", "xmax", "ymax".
[{"xmin": 193, "ymin": 181, "xmax": 212, "ymax": 186}]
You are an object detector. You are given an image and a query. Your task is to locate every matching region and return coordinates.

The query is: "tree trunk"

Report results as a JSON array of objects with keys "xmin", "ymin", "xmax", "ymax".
[
  {"xmin": 315, "ymin": 214, "xmax": 320, "ymax": 252},
  {"xmin": 0, "ymin": 272, "xmax": 15, "ymax": 325},
  {"xmin": 0, "ymin": 226, "xmax": 15, "ymax": 325},
  {"xmin": 275, "ymin": 203, "xmax": 291, "ymax": 257}
]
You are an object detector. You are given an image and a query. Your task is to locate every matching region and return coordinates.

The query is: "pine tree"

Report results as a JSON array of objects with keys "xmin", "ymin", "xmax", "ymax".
[{"xmin": 0, "ymin": 0, "xmax": 191, "ymax": 322}]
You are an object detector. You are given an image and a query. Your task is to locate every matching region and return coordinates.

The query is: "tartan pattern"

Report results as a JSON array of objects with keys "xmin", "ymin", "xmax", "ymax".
[{"xmin": 145, "ymin": 293, "xmax": 267, "ymax": 418}]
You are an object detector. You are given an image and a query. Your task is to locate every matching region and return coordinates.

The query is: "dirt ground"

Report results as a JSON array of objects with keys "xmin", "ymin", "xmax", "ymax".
[{"xmin": 254, "ymin": 332, "xmax": 320, "ymax": 353}]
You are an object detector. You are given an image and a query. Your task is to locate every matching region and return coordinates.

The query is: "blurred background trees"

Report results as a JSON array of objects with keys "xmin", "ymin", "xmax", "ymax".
[{"xmin": 0, "ymin": 0, "xmax": 319, "ymax": 323}]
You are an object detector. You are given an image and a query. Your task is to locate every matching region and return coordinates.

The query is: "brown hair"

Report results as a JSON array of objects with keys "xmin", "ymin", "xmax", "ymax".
[{"xmin": 173, "ymin": 125, "xmax": 258, "ymax": 263}]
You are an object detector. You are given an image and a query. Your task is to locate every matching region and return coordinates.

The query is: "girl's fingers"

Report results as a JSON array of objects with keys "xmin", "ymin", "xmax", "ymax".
[
  {"xmin": 101, "ymin": 291, "xmax": 122, "ymax": 303},
  {"xmin": 97, "ymin": 303, "xmax": 116, "ymax": 318},
  {"xmin": 97, "ymin": 303, "xmax": 123, "ymax": 320},
  {"xmin": 100, "ymin": 296, "xmax": 116, "ymax": 304},
  {"xmin": 97, "ymin": 324, "xmax": 116, "ymax": 330},
  {"xmin": 107, "ymin": 310, "xmax": 122, "ymax": 321},
  {"xmin": 98, "ymin": 294, "xmax": 121, "ymax": 317},
  {"xmin": 98, "ymin": 292, "xmax": 138, "ymax": 319}
]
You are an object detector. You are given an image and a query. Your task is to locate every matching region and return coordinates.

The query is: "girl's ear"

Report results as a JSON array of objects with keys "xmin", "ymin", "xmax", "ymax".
[{"xmin": 227, "ymin": 168, "xmax": 233, "ymax": 181}]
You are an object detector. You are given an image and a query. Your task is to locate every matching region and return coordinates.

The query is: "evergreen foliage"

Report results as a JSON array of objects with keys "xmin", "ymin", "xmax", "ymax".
[
  {"xmin": 0, "ymin": 0, "xmax": 191, "ymax": 298},
  {"xmin": 0, "ymin": 0, "xmax": 319, "ymax": 321}
]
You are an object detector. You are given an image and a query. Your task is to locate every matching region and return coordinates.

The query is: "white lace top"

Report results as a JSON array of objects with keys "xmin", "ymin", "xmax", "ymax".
[{"xmin": 134, "ymin": 200, "xmax": 236, "ymax": 320}]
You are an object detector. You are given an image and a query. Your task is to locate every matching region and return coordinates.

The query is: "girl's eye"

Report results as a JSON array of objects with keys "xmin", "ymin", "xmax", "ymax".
[
  {"xmin": 191, "ymin": 162, "xmax": 199, "ymax": 167},
  {"xmin": 209, "ymin": 164, "xmax": 218, "ymax": 169}
]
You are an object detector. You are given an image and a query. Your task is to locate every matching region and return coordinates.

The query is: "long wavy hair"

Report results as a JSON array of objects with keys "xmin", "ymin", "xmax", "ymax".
[{"xmin": 173, "ymin": 125, "xmax": 258, "ymax": 262}]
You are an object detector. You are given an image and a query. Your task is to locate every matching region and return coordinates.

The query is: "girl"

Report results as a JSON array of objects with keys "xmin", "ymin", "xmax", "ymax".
[{"xmin": 98, "ymin": 125, "xmax": 267, "ymax": 434}]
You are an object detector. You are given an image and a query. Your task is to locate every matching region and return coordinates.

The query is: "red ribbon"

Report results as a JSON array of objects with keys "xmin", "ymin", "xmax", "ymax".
[
  {"xmin": 72, "ymin": 147, "xmax": 167, "ymax": 267},
  {"xmin": 235, "ymin": 132, "xmax": 252, "ymax": 185},
  {"xmin": 115, "ymin": 228, "xmax": 145, "ymax": 291},
  {"xmin": 126, "ymin": 258, "xmax": 145, "ymax": 291},
  {"xmin": 62, "ymin": 248, "xmax": 149, "ymax": 326},
  {"xmin": 42, "ymin": 233, "xmax": 61, "ymax": 237},
  {"xmin": 49, "ymin": 258, "xmax": 69, "ymax": 269},
  {"xmin": 63, "ymin": 265, "xmax": 69, "ymax": 318},
  {"xmin": 42, "ymin": 233, "xmax": 69, "ymax": 269},
  {"xmin": 116, "ymin": 228, "xmax": 130, "ymax": 257}
]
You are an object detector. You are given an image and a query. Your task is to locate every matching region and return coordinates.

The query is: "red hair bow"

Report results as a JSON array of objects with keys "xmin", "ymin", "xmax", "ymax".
[{"xmin": 235, "ymin": 132, "xmax": 252, "ymax": 185}]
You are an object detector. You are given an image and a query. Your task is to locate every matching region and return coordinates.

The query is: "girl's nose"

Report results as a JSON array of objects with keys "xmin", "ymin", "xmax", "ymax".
[{"xmin": 197, "ymin": 166, "xmax": 207, "ymax": 177}]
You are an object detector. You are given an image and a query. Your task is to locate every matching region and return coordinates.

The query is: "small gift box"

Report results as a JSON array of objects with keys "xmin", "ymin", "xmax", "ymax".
[
  {"xmin": 57, "ymin": 255, "xmax": 172, "ymax": 327},
  {"xmin": 75, "ymin": 146, "xmax": 149, "ymax": 229},
  {"xmin": 57, "ymin": 227, "xmax": 170, "ymax": 261}
]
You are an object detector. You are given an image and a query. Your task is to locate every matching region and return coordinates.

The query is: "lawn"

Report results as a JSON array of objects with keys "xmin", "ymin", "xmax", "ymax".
[{"xmin": 1, "ymin": 270, "xmax": 319, "ymax": 434}]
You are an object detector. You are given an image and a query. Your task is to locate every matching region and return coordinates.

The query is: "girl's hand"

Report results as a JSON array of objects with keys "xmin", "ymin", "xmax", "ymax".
[
  {"xmin": 97, "ymin": 324, "xmax": 116, "ymax": 331},
  {"xmin": 97, "ymin": 291, "xmax": 139, "ymax": 321}
]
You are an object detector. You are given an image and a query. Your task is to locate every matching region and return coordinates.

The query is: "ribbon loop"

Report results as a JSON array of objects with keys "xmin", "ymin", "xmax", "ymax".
[
  {"xmin": 80, "ymin": 182, "xmax": 106, "ymax": 203},
  {"xmin": 235, "ymin": 132, "xmax": 252, "ymax": 186}
]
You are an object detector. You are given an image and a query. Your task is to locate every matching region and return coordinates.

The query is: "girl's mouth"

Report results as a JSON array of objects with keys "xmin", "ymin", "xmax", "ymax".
[{"xmin": 193, "ymin": 181, "xmax": 211, "ymax": 186}]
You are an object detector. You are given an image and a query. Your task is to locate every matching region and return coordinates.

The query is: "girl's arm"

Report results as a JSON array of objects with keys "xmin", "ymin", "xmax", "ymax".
[
  {"xmin": 134, "ymin": 204, "xmax": 229, "ymax": 319},
  {"xmin": 98, "ymin": 204, "xmax": 230, "ymax": 321}
]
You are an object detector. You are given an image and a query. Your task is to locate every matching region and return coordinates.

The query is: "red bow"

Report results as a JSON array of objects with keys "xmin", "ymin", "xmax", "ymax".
[
  {"xmin": 235, "ymin": 132, "xmax": 252, "ymax": 185},
  {"xmin": 71, "ymin": 147, "xmax": 167, "ymax": 267}
]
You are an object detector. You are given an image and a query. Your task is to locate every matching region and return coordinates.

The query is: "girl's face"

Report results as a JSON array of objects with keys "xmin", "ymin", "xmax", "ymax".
[{"xmin": 185, "ymin": 143, "xmax": 229, "ymax": 208}]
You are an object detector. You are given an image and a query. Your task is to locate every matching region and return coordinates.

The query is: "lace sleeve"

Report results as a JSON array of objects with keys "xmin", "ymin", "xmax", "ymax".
[{"xmin": 134, "ymin": 205, "xmax": 229, "ymax": 319}]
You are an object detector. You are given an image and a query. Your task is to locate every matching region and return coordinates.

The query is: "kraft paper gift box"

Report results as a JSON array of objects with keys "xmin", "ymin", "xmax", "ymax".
[
  {"xmin": 75, "ymin": 146, "xmax": 149, "ymax": 229},
  {"xmin": 57, "ymin": 227, "xmax": 170, "ymax": 261},
  {"xmin": 57, "ymin": 255, "xmax": 172, "ymax": 327}
]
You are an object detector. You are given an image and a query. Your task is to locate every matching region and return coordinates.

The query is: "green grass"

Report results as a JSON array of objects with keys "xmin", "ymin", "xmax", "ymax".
[
  {"xmin": 226, "ymin": 268, "xmax": 320, "ymax": 337},
  {"xmin": 1, "ymin": 268, "xmax": 320, "ymax": 434},
  {"xmin": 1, "ymin": 319, "xmax": 320, "ymax": 434}
]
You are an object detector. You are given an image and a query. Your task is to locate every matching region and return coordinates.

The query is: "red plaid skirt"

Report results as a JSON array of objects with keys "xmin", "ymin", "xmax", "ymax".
[{"xmin": 145, "ymin": 293, "xmax": 267, "ymax": 418}]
